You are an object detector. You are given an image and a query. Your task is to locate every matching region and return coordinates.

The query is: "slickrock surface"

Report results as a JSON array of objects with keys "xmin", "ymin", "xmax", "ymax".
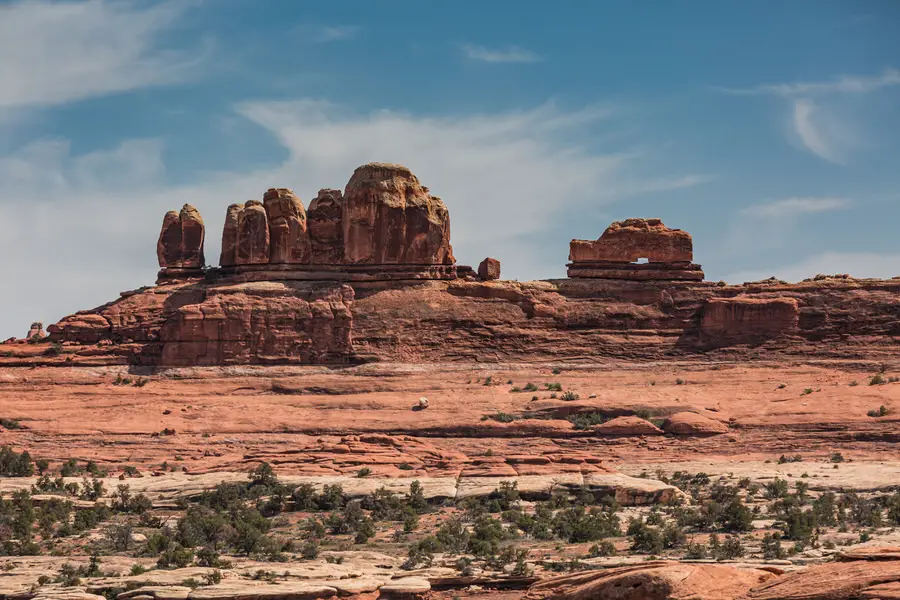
[
  {"xmin": 745, "ymin": 549, "xmax": 900, "ymax": 599},
  {"xmin": 528, "ymin": 562, "xmax": 777, "ymax": 600},
  {"xmin": 662, "ymin": 411, "xmax": 730, "ymax": 436}
]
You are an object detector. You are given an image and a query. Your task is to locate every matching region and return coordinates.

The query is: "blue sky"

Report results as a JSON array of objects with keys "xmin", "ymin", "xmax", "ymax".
[{"xmin": 0, "ymin": 0, "xmax": 898, "ymax": 338}]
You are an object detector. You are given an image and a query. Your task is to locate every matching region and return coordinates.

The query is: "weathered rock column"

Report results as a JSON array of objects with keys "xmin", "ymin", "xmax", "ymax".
[{"xmin": 157, "ymin": 204, "xmax": 206, "ymax": 281}]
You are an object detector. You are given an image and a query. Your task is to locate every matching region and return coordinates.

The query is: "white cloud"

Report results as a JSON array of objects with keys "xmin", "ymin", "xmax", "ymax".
[
  {"xmin": 0, "ymin": 101, "xmax": 709, "ymax": 338},
  {"xmin": 298, "ymin": 24, "xmax": 360, "ymax": 43},
  {"xmin": 714, "ymin": 68, "xmax": 900, "ymax": 97},
  {"xmin": 790, "ymin": 98, "xmax": 859, "ymax": 164},
  {"xmin": 724, "ymin": 252, "xmax": 900, "ymax": 285},
  {"xmin": 462, "ymin": 44, "xmax": 541, "ymax": 63},
  {"xmin": 0, "ymin": 0, "xmax": 206, "ymax": 109},
  {"xmin": 741, "ymin": 196, "xmax": 850, "ymax": 219}
]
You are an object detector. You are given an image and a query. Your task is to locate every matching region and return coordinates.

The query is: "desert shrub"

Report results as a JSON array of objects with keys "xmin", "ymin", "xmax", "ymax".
[
  {"xmin": 560, "ymin": 391, "xmax": 580, "ymax": 401},
  {"xmin": 761, "ymin": 532, "xmax": 786, "ymax": 559},
  {"xmin": 588, "ymin": 540, "xmax": 616, "ymax": 557},
  {"xmin": 867, "ymin": 405, "xmax": 889, "ymax": 418},
  {"xmin": 0, "ymin": 446, "xmax": 34, "ymax": 477},
  {"xmin": 714, "ymin": 535, "xmax": 744, "ymax": 560},
  {"xmin": 684, "ymin": 541, "xmax": 707, "ymax": 559},
  {"xmin": 568, "ymin": 412, "xmax": 608, "ymax": 430},
  {"xmin": 628, "ymin": 519, "xmax": 664, "ymax": 554},
  {"xmin": 553, "ymin": 505, "xmax": 621, "ymax": 543},
  {"xmin": 291, "ymin": 484, "xmax": 317, "ymax": 511}
]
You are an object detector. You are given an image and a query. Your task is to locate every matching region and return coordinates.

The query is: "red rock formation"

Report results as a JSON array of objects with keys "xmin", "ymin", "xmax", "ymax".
[
  {"xmin": 568, "ymin": 218, "xmax": 703, "ymax": 281},
  {"xmin": 528, "ymin": 562, "xmax": 777, "ymax": 600},
  {"xmin": 663, "ymin": 411, "xmax": 729, "ymax": 436},
  {"xmin": 156, "ymin": 204, "xmax": 205, "ymax": 270},
  {"xmin": 26, "ymin": 322, "xmax": 44, "ymax": 340},
  {"xmin": 478, "ymin": 257, "xmax": 501, "ymax": 280},
  {"xmin": 219, "ymin": 203, "xmax": 243, "ymax": 267},
  {"xmin": 307, "ymin": 189, "xmax": 344, "ymax": 264},
  {"xmin": 263, "ymin": 188, "xmax": 311, "ymax": 264},
  {"xmin": 570, "ymin": 218, "xmax": 693, "ymax": 263},
  {"xmin": 342, "ymin": 163, "xmax": 454, "ymax": 265},
  {"xmin": 592, "ymin": 416, "xmax": 663, "ymax": 436},
  {"xmin": 746, "ymin": 552, "xmax": 900, "ymax": 599},
  {"xmin": 700, "ymin": 296, "xmax": 800, "ymax": 348},
  {"xmin": 235, "ymin": 201, "xmax": 270, "ymax": 265},
  {"xmin": 159, "ymin": 282, "xmax": 354, "ymax": 366}
]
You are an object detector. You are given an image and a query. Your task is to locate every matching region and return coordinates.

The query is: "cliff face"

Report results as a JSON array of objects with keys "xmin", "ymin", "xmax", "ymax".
[{"xmin": 39, "ymin": 275, "xmax": 900, "ymax": 366}]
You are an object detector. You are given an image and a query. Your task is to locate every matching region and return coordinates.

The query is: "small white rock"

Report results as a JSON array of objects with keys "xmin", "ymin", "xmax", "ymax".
[{"xmin": 417, "ymin": 397, "xmax": 429, "ymax": 409}]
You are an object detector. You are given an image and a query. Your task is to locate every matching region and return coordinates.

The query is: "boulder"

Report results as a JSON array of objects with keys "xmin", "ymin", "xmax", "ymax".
[
  {"xmin": 263, "ymin": 188, "xmax": 311, "ymax": 264},
  {"xmin": 219, "ymin": 203, "xmax": 243, "ymax": 267},
  {"xmin": 308, "ymin": 188, "xmax": 345, "ymax": 264},
  {"xmin": 527, "ymin": 562, "xmax": 776, "ymax": 600},
  {"xmin": 156, "ymin": 204, "xmax": 205, "ymax": 269},
  {"xmin": 478, "ymin": 257, "xmax": 501, "ymax": 280},
  {"xmin": 342, "ymin": 163, "xmax": 454, "ymax": 265},
  {"xmin": 592, "ymin": 415, "xmax": 663, "ymax": 436},
  {"xmin": 663, "ymin": 412, "xmax": 729, "ymax": 436},
  {"xmin": 235, "ymin": 201, "xmax": 270, "ymax": 265}
]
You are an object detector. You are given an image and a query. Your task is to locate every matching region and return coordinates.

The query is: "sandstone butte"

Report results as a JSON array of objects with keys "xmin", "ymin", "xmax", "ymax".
[
  {"xmin": 0, "ymin": 161, "xmax": 891, "ymax": 366},
  {"xmin": 2, "ymin": 161, "xmax": 900, "ymax": 600}
]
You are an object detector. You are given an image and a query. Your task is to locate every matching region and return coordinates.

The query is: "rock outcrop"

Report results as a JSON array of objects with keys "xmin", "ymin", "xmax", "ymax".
[
  {"xmin": 663, "ymin": 412, "xmax": 729, "ymax": 436},
  {"xmin": 568, "ymin": 218, "xmax": 704, "ymax": 281},
  {"xmin": 156, "ymin": 204, "xmax": 205, "ymax": 272},
  {"xmin": 700, "ymin": 296, "xmax": 800, "ymax": 348},
  {"xmin": 219, "ymin": 203, "xmax": 243, "ymax": 267},
  {"xmin": 262, "ymin": 188, "xmax": 311, "ymax": 264},
  {"xmin": 26, "ymin": 322, "xmax": 44, "ymax": 340},
  {"xmin": 746, "ymin": 550, "xmax": 900, "ymax": 599},
  {"xmin": 342, "ymin": 163, "xmax": 454, "ymax": 265},
  {"xmin": 593, "ymin": 415, "xmax": 664, "ymax": 436},
  {"xmin": 528, "ymin": 562, "xmax": 777, "ymax": 600},
  {"xmin": 307, "ymin": 189, "xmax": 344, "ymax": 264},
  {"xmin": 478, "ymin": 257, "xmax": 501, "ymax": 280},
  {"xmin": 159, "ymin": 282, "xmax": 354, "ymax": 366},
  {"xmin": 235, "ymin": 201, "xmax": 270, "ymax": 265}
]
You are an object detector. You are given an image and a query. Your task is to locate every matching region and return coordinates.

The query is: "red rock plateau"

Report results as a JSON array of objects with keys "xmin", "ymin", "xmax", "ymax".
[{"xmin": 2, "ymin": 162, "xmax": 900, "ymax": 600}]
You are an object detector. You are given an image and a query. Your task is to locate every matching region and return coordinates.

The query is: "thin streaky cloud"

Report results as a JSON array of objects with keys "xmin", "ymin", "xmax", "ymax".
[
  {"xmin": 315, "ymin": 25, "xmax": 360, "ymax": 42},
  {"xmin": 741, "ymin": 197, "xmax": 851, "ymax": 219},
  {"xmin": 0, "ymin": 0, "xmax": 205, "ymax": 109},
  {"xmin": 462, "ymin": 44, "xmax": 541, "ymax": 63},
  {"xmin": 792, "ymin": 99, "xmax": 844, "ymax": 164},
  {"xmin": 712, "ymin": 68, "xmax": 900, "ymax": 97}
]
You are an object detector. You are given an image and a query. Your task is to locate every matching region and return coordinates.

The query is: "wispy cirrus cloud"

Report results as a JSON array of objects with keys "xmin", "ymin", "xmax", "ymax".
[
  {"xmin": 0, "ymin": 0, "xmax": 208, "ymax": 109},
  {"xmin": 791, "ymin": 99, "xmax": 849, "ymax": 164},
  {"xmin": 714, "ymin": 68, "xmax": 896, "ymax": 164},
  {"xmin": 462, "ymin": 44, "xmax": 541, "ymax": 63},
  {"xmin": 741, "ymin": 196, "xmax": 851, "ymax": 219},
  {"xmin": 713, "ymin": 68, "xmax": 900, "ymax": 97},
  {"xmin": 298, "ymin": 24, "xmax": 360, "ymax": 43}
]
